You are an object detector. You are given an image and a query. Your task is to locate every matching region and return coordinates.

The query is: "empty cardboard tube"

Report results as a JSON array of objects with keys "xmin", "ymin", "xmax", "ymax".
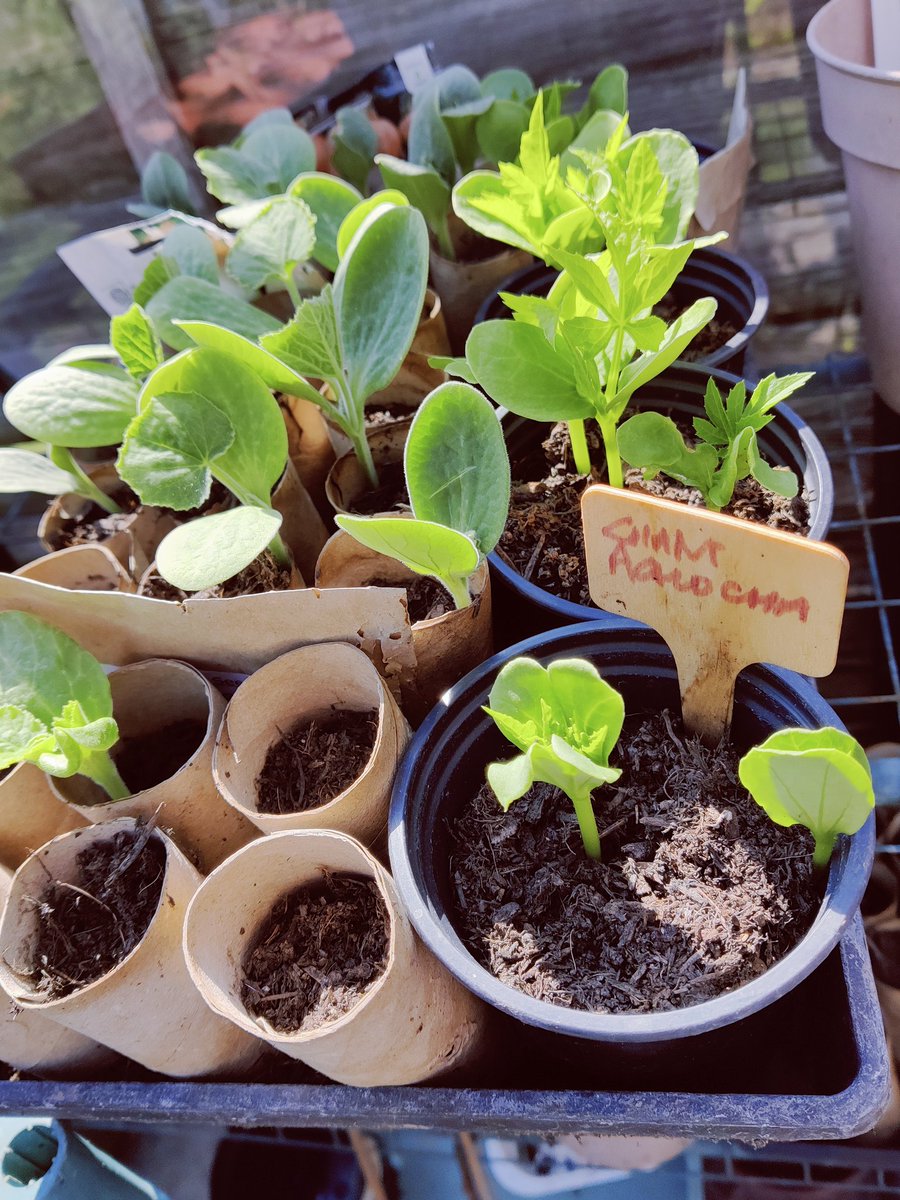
[
  {"xmin": 184, "ymin": 829, "xmax": 485, "ymax": 1086},
  {"xmin": 213, "ymin": 642, "xmax": 410, "ymax": 844},
  {"xmin": 13, "ymin": 545, "xmax": 135, "ymax": 593},
  {"xmin": 50, "ymin": 660, "xmax": 256, "ymax": 873},
  {"xmin": 0, "ymin": 819, "xmax": 263, "ymax": 1077},
  {"xmin": 429, "ymin": 243, "xmax": 531, "ymax": 353}
]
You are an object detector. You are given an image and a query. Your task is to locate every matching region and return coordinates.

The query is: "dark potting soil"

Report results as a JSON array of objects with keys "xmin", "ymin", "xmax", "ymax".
[
  {"xmin": 255, "ymin": 709, "xmax": 379, "ymax": 815},
  {"xmin": 139, "ymin": 551, "xmax": 293, "ymax": 601},
  {"xmin": 368, "ymin": 574, "xmax": 454, "ymax": 623},
  {"xmin": 450, "ymin": 712, "xmax": 818, "ymax": 1014},
  {"xmin": 26, "ymin": 826, "xmax": 166, "ymax": 998},
  {"xmin": 500, "ymin": 420, "xmax": 811, "ymax": 607},
  {"xmin": 653, "ymin": 293, "xmax": 739, "ymax": 361},
  {"xmin": 241, "ymin": 875, "xmax": 390, "ymax": 1032},
  {"xmin": 48, "ymin": 482, "xmax": 140, "ymax": 550},
  {"xmin": 347, "ymin": 461, "xmax": 409, "ymax": 516},
  {"xmin": 111, "ymin": 719, "xmax": 206, "ymax": 793}
]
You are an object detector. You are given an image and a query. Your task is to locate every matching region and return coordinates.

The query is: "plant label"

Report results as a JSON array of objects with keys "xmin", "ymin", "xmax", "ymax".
[{"xmin": 581, "ymin": 485, "xmax": 849, "ymax": 742}]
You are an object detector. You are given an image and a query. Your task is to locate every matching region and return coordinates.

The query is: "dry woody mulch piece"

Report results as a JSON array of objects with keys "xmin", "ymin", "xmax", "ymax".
[
  {"xmin": 24, "ymin": 826, "xmax": 165, "ymax": 998},
  {"xmin": 242, "ymin": 874, "xmax": 389, "ymax": 1032},
  {"xmin": 450, "ymin": 711, "xmax": 818, "ymax": 1014},
  {"xmin": 255, "ymin": 710, "xmax": 379, "ymax": 815}
]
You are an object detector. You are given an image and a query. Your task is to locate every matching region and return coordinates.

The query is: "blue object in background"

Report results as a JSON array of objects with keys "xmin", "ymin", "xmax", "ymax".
[{"xmin": 1, "ymin": 1121, "xmax": 168, "ymax": 1200}]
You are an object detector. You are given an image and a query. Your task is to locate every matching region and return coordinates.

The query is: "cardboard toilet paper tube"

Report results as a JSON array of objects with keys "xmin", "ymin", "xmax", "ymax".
[
  {"xmin": 429, "ymin": 245, "xmax": 531, "ymax": 353},
  {"xmin": 13, "ymin": 545, "xmax": 135, "ymax": 593},
  {"xmin": 270, "ymin": 459, "xmax": 329, "ymax": 583},
  {"xmin": 316, "ymin": 532, "xmax": 493, "ymax": 723},
  {"xmin": 0, "ymin": 863, "xmax": 109, "ymax": 1075},
  {"xmin": 184, "ymin": 830, "xmax": 486, "ymax": 1086},
  {"xmin": 0, "ymin": 819, "xmax": 263, "ymax": 1077},
  {"xmin": 50, "ymin": 660, "xmax": 255, "ymax": 873},
  {"xmin": 136, "ymin": 555, "xmax": 304, "ymax": 598},
  {"xmin": 0, "ymin": 763, "xmax": 86, "ymax": 871},
  {"xmin": 325, "ymin": 420, "xmax": 412, "ymax": 517},
  {"xmin": 279, "ymin": 394, "xmax": 336, "ymax": 516},
  {"xmin": 39, "ymin": 465, "xmax": 177, "ymax": 581},
  {"xmin": 214, "ymin": 642, "xmax": 410, "ymax": 844}
]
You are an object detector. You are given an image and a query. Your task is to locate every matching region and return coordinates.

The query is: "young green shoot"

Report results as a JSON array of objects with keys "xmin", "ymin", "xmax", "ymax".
[
  {"xmin": 484, "ymin": 657, "xmax": 624, "ymax": 858},
  {"xmin": 617, "ymin": 372, "xmax": 813, "ymax": 510},
  {"xmin": 128, "ymin": 150, "xmax": 197, "ymax": 218},
  {"xmin": 335, "ymin": 381, "xmax": 510, "ymax": 609},
  {"xmin": 738, "ymin": 727, "xmax": 874, "ymax": 868},
  {"xmin": 0, "ymin": 612, "xmax": 128, "ymax": 801}
]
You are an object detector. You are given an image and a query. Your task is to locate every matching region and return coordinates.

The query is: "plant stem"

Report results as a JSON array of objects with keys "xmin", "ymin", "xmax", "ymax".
[
  {"xmin": 571, "ymin": 791, "xmax": 601, "ymax": 859},
  {"xmin": 51, "ymin": 446, "xmax": 121, "ymax": 515},
  {"xmin": 267, "ymin": 530, "xmax": 292, "ymax": 569},
  {"xmin": 813, "ymin": 832, "xmax": 836, "ymax": 869},
  {"xmin": 594, "ymin": 324, "xmax": 627, "ymax": 489},
  {"xmin": 434, "ymin": 213, "xmax": 456, "ymax": 261},
  {"xmin": 351, "ymin": 427, "xmax": 380, "ymax": 489},
  {"xmin": 81, "ymin": 751, "xmax": 130, "ymax": 802},
  {"xmin": 598, "ymin": 416, "xmax": 624, "ymax": 488},
  {"xmin": 568, "ymin": 419, "xmax": 592, "ymax": 477},
  {"xmin": 443, "ymin": 574, "xmax": 472, "ymax": 610},
  {"xmin": 283, "ymin": 272, "xmax": 302, "ymax": 312}
]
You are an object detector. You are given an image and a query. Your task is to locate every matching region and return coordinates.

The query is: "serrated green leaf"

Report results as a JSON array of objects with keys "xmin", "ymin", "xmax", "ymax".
[
  {"xmin": 260, "ymin": 286, "xmax": 342, "ymax": 383},
  {"xmin": 110, "ymin": 304, "xmax": 163, "ymax": 380},
  {"xmin": 226, "ymin": 195, "xmax": 316, "ymax": 291},
  {"xmin": 195, "ymin": 146, "xmax": 269, "ymax": 205},
  {"xmin": 134, "ymin": 254, "xmax": 179, "ymax": 307}
]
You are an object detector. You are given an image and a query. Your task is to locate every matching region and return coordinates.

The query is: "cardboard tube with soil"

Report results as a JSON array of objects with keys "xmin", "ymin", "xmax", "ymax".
[
  {"xmin": 325, "ymin": 420, "xmax": 411, "ymax": 517},
  {"xmin": 316, "ymin": 532, "xmax": 493, "ymax": 723},
  {"xmin": 214, "ymin": 642, "xmax": 410, "ymax": 845},
  {"xmin": 429, "ymin": 225, "xmax": 532, "ymax": 353},
  {"xmin": 136, "ymin": 553, "xmax": 304, "ymax": 600},
  {"xmin": 279, "ymin": 394, "xmax": 336, "ymax": 518},
  {"xmin": 13, "ymin": 546, "xmax": 135, "ymax": 593},
  {"xmin": 184, "ymin": 829, "xmax": 485, "ymax": 1086},
  {"xmin": 270, "ymin": 459, "xmax": 329, "ymax": 583},
  {"xmin": 49, "ymin": 660, "xmax": 255, "ymax": 873},
  {"xmin": 0, "ymin": 819, "xmax": 263, "ymax": 1077},
  {"xmin": 0, "ymin": 764, "xmax": 86, "ymax": 871}
]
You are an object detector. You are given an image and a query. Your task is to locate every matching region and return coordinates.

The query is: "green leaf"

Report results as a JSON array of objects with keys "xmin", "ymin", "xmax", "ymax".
[
  {"xmin": 613, "ymin": 297, "xmax": 717, "ymax": 412},
  {"xmin": 110, "ymin": 304, "xmax": 163, "ymax": 380},
  {"xmin": 585, "ymin": 64, "xmax": 628, "ymax": 118},
  {"xmin": 465, "ymin": 320, "xmax": 591, "ymax": 421},
  {"xmin": 404, "ymin": 381, "xmax": 510, "ymax": 555},
  {"xmin": 481, "ymin": 68, "xmax": 534, "ymax": 102},
  {"xmin": 48, "ymin": 344, "xmax": 119, "ymax": 368},
  {"xmin": 408, "ymin": 79, "xmax": 456, "ymax": 184},
  {"xmin": 134, "ymin": 254, "xmax": 179, "ymax": 307},
  {"xmin": 334, "ymin": 204, "xmax": 429, "ymax": 405},
  {"xmin": 428, "ymin": 354, "xmax": 478, "ymax": 384},
  {"xmin": 226, "ymin": 195, "xmax": 316, "ymax": 291},
  {"xmin": 261, "ymin": 286, "xmax": 343, "ymax": 383},
  {"xmin": 617, "ymin": 130, "xmax": 699, "ymax": 242},
  {"xmin": 289, "ymin": 173, "xmax": 362, "ymax": 272},
  {"xmin": 155, "ymin": 505, "xmax": 284, "ymax": 592},
  {"xmin": 176, "ymin": 322, "xmax": 325, "ymax": 406},
  {"xmin": 240, "ymin": 122, "xmax": 316, "ymax": 193},
  {"xmin": 116, "ymin": 390, "xmax": 236, "ymax": 510},
  {"xmin": 162, "ymin": 224, "xmax": 219, "ymax": 283},
  {"xmin": 617, "ymin": 411, "xmax": 717, "ymax": 497},
  {"xmin": 0, "ymin": 448, "xmax": 81, "ymax": 496},
  {"xmin": 195, "ymin": 146, "xmax": 268, "ymax": 205},
  {"xmin": 376, "ymin": 156, "xmax": 452, "ymax": 248},
  {"xmin": 146, "ymin": 276, "xmax": 281, "ymax": 350},
  {"xmin": 451, "ymin": 170, "xmax": 539, "ymax": 256},
  {"xmin": 330, "ymin": 106, "xmax": 378, "ymax": 194},
  {"xmin": 235, "ymin": 108, "xmax": 296, "ymax": 141},
  {"xmin": 140, "ymin": 151, "xmax": 195, "ymax": 215},
  {"xmin": 3, "ymin": 365, "xmax": 139, "ymax": 448},
  {"xmin": 136, "ymin": 346, "xmax": 287, "ymax": 505},
  {"xmin": 440, "ymin": 66, "xmax": 493, "ymax": 173},
  {"xmin": 738, "ymin": 727, "xmax": 874, "ymax": 867},
  {"xmin": 747, "ymin": 432, "xmax": 799, "ymax": 499},
  {"xmin": 487, "ymin": 753, "xmax": 534, "ymax": 811},
  {"xmin": 475, "ymin": 100, "xmax": 531, "ymax": 164},
  {"xmin": 335, "ymin": 191, "xmax": 409, "ymax": 261},
  {"xmin": 560, "ymin": 109, "xmax": 627, "ymax": 178}
]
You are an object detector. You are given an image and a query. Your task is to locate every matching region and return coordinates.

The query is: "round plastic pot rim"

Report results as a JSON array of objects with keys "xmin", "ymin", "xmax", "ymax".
[
  {"xmin": 388, "ymin": 620, "xmax": 874, "ymax": 1043},
  {"xmin": 808, "ymin": 0, "xmax": 900, "ymax": 83},
  {"xmin": 488, "ymin": 361, "xmax": 833, "ymax": 626}
]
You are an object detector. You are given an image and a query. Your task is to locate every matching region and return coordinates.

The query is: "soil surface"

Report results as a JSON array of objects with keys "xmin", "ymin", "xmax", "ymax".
[
  {"xmin": 500, "ymin": 419, "xmax": 811, "ymax": 607},
  {"xmin": 26, "ymin": 825, "xmax": 166, "ymax": 998},
  {"xmin": 653, "ymin": 294, "xmax": 739, "ymax": 361},
  {"xmin": 347, "ymin": 461, "xmax": 409, "ymax": 516},
  {"xmin": 450, "ymin": 711, "xmax": 818, "ymax": 1014},
  {"xmin": 242, "ymin": 875, "xmax": 389, "ymax": 1032},
  {"xmin": 256, "ymin": 709, "xmax": 379, "ymax": 815},
  {"xmin": 48, "ymin": 482, "xmax": 140, "ymax": 550},
  {"xmin": 365, "ymin": 402, "xmax": 415, "ymax": 431},
  {"xmin": 139, "ymin": 551, "xmax": 293, "ymax": 600},
  {"xmin": 369, "ymin": 574, "xmax": 454, "ymax": 623},
  {"xmin": 111, "ymin": 719, "xmax": 206, "ymax": 794}
]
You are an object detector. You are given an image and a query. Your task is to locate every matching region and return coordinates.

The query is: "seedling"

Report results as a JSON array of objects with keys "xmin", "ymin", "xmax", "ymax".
[
  {"xmin": 617, "ymin": 372, "xmax": 814, "ymax": 510},
  {"xmin": 195, "ymin": 108, "xmax": 316, "ymax": 211},
  {"xmin": 330, "ymin": 106, "xmax": 378, "ymax": 194},
  {"xmin": 739, "ymin": 727, "xmax": 874, "ymax": 867},
  {"xmin": 128, "ymin": 150, "xmax": 197, "ymax": 218},
  {"xmin": 116, "ymin": 345, "xmax": 290, "ymax": 591},
  {"xmin": 484, "ymin": 657, "xmax": 624, "ymax": 858},
  {"xmin": 0, "ymin": 611, "xmax": 128, "ymax": 801},
  {"xmin": 225, "ymin": 194, "xmax": 317, "ymax": 309},
  {"xmin": 335, "ymin": 381, "xmax": 510, "ymax": 609}
]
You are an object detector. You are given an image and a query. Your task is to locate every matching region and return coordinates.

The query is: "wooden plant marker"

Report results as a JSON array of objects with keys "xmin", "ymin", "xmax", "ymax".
[{"xmin": 581, "ymin": 485, "xmax": 850, "ymax": 743}]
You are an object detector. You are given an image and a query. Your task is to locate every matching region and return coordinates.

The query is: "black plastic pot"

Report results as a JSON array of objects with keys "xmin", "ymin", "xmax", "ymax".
[
  {"xmin": 388, "ymin": 622, "xmax": 877, "ymax": 1095},
  {"xmin": 473, "ymin": 246, "xmax": 769, "ymax": 376},
  {"xmin": 490, "ymin": 362, "xmax": 835, "ymax": 647}
]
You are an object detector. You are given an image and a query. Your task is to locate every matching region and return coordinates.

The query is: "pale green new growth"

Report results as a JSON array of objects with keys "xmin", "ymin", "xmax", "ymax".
[
  {"xmin": 336, "ymin": 381, "xmax": 510, "ymax": 609},
  {"xmin": 484, "ymin": 657, "xmax": 624, "ymax": 858},
  {"xmin": 738, "ymin": 727, "xmax": 874, "ymax": 868},
  {"xmin": 0, "ymin": 612, "xmax": 128, "ymax": 801}
]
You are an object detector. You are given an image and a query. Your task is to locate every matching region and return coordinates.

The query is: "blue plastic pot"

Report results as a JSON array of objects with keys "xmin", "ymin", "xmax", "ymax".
[
  {"xmin": 388, "ymin": 622, "xmax": 875, "ymax": 1079},
  {"xmin": 489, "ymin": 363, "xmax": 835, "ymax": 646},
  {"xmin": 473, "ymin": 247, "xmax": 770, "ymax": 376}
]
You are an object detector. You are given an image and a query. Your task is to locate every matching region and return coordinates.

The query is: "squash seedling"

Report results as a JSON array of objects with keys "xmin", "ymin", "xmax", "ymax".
[
  {"xmin": 0, "ymin": 308, "xmax": 161, "ymax": 513},
  {"xmin": 617, "ymin": 372, "xmax": 814, "ymax": 511},
  {"xmin": 335, "ymin": 381, "xmax": 510, "ymax": 609},
  {"xmin": 0, "ymin": 612, "xmax": 128, "ymax": 801},
  {"xmin": 484, "ymin": 657, "xmax": 624, "ymax": 859},
  {"xmin": 195, "ymin": 108, "xmax": 316, "ymax": 216},
  {"xmin": 739, "ymin": 727, "xmax": 875, "ymax": 867},
  {"xmin": 116, "ymin": 345, "xmax": 291, "ymax": 591},
  {"xmin": 128, "ymin": 150, "xmax": 198, "ymax": 219}
]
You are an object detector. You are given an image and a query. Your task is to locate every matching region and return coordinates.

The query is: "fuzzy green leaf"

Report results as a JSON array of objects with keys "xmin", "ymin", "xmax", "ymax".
[
  {"xmin": 475, "ymin": 99, "xmax": 531, "ymax": 164},
  {"xmin": 335, "ymin": 191, "xmax": 409, "ymax": 261},
  {"xmin": 0, "ymin": 449, "xmax": 81, "ymax": 496},
  {"xmin": 260, "ymin": 286, "xmax": 342, "ymax": 383},
  {"xmin": 110, "ymin": 304, "xmax": 163, "ymax": 380},
  {"xmin": 176, "ymin": 322, "xmax": 324, "ymax": 406},
  {"xmin": 288, "ymin": 173, "xmax": 362, "ymax": 272},
  {"xmin": 155, "ymin": 505, "xmax": 284, "ymax": 592},
  {"xmin": 226, "ymin": 195, "xmax": 316, "ymax": 291},
  {"xmin": 375, "ymin": 156, "xmax": 452, "ymax": 248},
  {"xmin": 139, "ymin": 151, "xmax": 195, "ymax": 215},
  {"xmin": 3, "ymin": 365, "xmax": 139, "ymax": 448},
  {"xmin": 407, "ymin": 79, "xmax": 457, "ymax": 184},
  {"xmin": 146, "ymin": 276, "xmax": 281, "ymax": 351},
  {"xmin": 330, "ymin": 106, "xmax": 378, "ymax": 194},
  {"xmin": 162, "ymin": 224, "xmax": 219, "ymax": 283}
]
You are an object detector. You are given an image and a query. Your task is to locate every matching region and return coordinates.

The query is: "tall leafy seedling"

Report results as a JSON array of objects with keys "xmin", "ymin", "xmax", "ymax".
[
  {"xmin": 336, "ymin": 381, "xmax": 510, "ymax": 608},
  {"xmin": 0, "ymin": 612, "xmax": 129, "ymax": 801},
  {"xmin": 0, "ymin": 308, "xmax": 161, "ymax": 511},
  {"xmin": 116, "ymin": 345, "xmax": 290, "ymax": 591},
  {"xmin": 177, "ymin": 204, "xmax": 430, "ymax": 489}
]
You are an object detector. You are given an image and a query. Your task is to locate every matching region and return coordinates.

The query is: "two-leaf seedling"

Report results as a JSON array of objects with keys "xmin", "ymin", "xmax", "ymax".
[
  {"xmin": 0, "ymin": 612, "xmax": 128, "ymax": 801},
  {"xmin": 485, "ymin": 656, "xmax": 873, "ymax": 865},
  {"xmin": 335, "ymin": 381, "xmax": 510, "ymax": 609},
  {"xmin": 617, "ymin": 373, "xmax": 814, "ymax": 510}
]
